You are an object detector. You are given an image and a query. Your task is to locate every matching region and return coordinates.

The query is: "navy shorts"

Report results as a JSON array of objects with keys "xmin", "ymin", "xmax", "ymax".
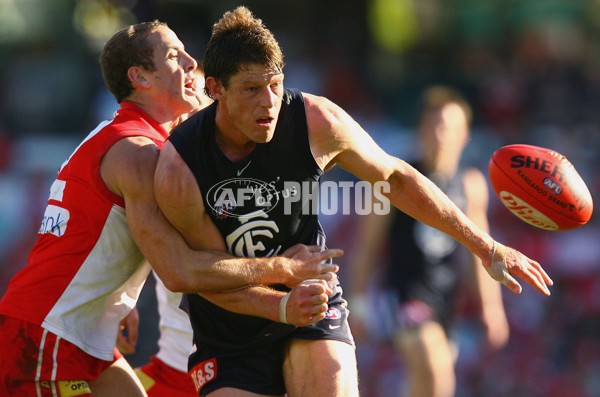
[{"xmin": 189, "ymin": 293, "xmax": 354, "ymax": 396}]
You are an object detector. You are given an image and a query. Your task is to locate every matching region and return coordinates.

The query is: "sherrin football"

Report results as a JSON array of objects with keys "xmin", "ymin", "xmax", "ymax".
[{"xmin": 488, "ymin": 144, "xmax": 593, "ymax": 231}]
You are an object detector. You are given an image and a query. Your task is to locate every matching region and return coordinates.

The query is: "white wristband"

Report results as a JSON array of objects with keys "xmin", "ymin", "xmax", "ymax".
[{"xmin": 279, "ymin": 292, "xmax": 291, "ymax": 324}]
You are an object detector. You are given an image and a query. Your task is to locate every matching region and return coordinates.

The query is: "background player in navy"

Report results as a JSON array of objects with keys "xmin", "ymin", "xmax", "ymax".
[
  {"xmin": 349, "ymin": 86, "xmax": 509, "ymax": 397},
  {"xmin": 154, "ymin": 7, "xmax": 553, "ymax": 397}
]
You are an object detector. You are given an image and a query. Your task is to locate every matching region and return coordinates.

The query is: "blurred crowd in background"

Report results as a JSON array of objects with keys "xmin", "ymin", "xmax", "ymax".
[{"xmin": 1, "ymin": 0, "xmax": 599, "ymax": 396}]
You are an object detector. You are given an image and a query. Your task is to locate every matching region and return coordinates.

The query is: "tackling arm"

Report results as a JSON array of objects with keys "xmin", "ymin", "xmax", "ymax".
[{"xmin": 103, "ymin": 137, "xmax": 340, "ymax": 294}]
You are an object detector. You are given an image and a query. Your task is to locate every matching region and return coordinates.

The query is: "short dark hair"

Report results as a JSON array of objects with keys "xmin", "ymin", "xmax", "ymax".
[
  {"xmin": 100, "ymin": 21, "xmax": 167, "ymax": 103},
  {"xmin": 419, "ymin": 85, "xmax": 473, "ymax": 126},
  {"xmin": 203, "ymin": 6, "xmax": 284, "ymax": 97}
]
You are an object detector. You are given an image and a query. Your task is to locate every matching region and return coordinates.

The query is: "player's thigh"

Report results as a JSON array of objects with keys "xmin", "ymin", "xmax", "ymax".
[
  {"xmin": 89, "ymin": 357, "xmax": 147, "ymax": 397},
  {"xmin": 206, "ymin": 387, "xmax": 284, "ymax": 397},
  {"xmin": 395, "ymin": 320, "xmax": 455, "ymax": 375},
  {"xmin": 283, "ymin": 339, "xmax": 358, "ymax": 397}
]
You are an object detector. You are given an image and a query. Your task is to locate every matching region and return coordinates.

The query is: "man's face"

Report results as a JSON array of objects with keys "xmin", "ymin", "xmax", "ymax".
[
  {"xmin": 419, "ymin": 103, "xmax": 469, "ymax": 154},
  {"xmin": 214, "ymin": 63, "xmax": 284, "ymax": 144},
  {"xmin": 144, "ymin": 26, "xmax": 199, "ymax": 117}
]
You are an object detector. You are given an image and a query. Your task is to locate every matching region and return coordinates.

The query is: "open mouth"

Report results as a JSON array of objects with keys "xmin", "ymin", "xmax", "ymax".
[
  {"xmin": 184, "ymin": 79, "xmax": 196, "ymax": 93},
  {"xmin": 256, "ymin": 116, "xmax": 274, "ymax": 126}
]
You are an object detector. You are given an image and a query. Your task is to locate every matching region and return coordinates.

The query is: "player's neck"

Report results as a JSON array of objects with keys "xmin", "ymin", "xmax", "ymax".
[
  {"xmin": 125, "ymin": 97, "xmax": 181, "ymax": 133},
  {"xmin": 424, "ymin": 153, "xmax": 459, "ymax": 179},
  {"xmin": 214, "ymin": 128, "xmax": 256, "ymax": 163}
]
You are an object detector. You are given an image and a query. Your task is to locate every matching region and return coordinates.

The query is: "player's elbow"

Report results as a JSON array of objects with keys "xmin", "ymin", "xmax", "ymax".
[
  {"xmin": 158, "ymin": 266, "xmax": 217, "ymax": 294},
  {"xmin": 161, "ymin": 276, "xmax": 187, "ymax": 293},
  {"xmin": 385, "ymin": 159, "xmax": 418, "ymax": 193},
  {"xmin": 155, "ymin": 266, "xmax": 194, "ymax": 293}
]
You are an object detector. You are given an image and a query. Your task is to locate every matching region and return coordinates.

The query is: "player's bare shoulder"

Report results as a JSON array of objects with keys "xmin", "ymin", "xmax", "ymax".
[
  {"xmin": 101, "ymin": 135, "xmax": 159, "ymax": 198},
  {"xmin": 302, "ymin": 92, "xmax": 344, "ymax": 132},
  {"xmin": 302, "ymin": 92, "xmax": 353, "ymax": 171}
]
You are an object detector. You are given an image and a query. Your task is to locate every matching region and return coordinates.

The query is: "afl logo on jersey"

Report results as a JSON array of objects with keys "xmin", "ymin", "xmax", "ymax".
[
  {"xmin": 325, "ymin": 307, "xmax": 342, "ymax": 320},
  {"xmin": 206, "ymin": 178, "xmax": 279, "ymax": 218}
]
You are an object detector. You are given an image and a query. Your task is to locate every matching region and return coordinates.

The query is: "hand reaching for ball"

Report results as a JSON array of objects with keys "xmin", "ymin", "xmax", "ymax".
[{"xmin": 484, "ymin": 242, "xmax": 553, "ymax": 296}]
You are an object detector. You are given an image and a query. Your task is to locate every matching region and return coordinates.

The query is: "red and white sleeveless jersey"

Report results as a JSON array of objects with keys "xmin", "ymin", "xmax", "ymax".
[
  {"xmin": 153, "ymin": 271, "xmax": 194, "ymax": 372},
  {"xmin": 0, "ymin": 102, "xmax": 169, "ymax": 360}
]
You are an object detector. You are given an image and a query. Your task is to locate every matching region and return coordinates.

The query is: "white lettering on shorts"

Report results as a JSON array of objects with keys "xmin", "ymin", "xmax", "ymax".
[{"xmin": 190, "ymin": 358, "xmax": 217, "ymax": 393}]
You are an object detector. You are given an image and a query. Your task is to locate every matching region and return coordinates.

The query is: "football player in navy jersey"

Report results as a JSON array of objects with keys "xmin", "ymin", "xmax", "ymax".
[
  {"xmin": 155, "ymin": 7, "xmax": 552, "ymax": 397},
  {"xmin": 349, "ymin": 86, "xmax": 509, "ymax": 397}
]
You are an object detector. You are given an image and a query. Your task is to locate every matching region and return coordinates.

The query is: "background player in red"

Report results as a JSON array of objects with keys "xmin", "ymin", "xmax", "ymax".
[
  {"xmin": 349, "ymin": 86, "xmax": 509, "ymax": 397},
  {"xmin": 0, "ymin": 21, "xmax": 341, "ymax": 397}
]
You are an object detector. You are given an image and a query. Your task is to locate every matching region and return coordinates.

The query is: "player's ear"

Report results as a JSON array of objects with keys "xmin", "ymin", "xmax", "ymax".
[
  {"xmin": 128, "ymin": 66, "xmax": 151, "ymax": 89},
  {"xmin": 205, "ymin": 77, "xmax": 223, "ymax": 99}
]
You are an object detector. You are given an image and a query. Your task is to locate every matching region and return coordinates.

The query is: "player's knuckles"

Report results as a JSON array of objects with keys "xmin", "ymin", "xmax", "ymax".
[
  {"xmin": 311, "ymin": 304, "xmax": 328, "ymax": 317},
  {"xmin": 302, "ymin": 281, "xmax": 327, "ymax": 292},
  {"xmin": 296, "ymin": 306, "xmax": 316, "ymax": 319},
  {"xmin": 309, "ymin": 294, "xmax": 328, "ymax": 306},
  {"xmin": 300, "ymin": 278, "xmax": 321, "ymax": 284},
  {"xmin": 323, "ymin": 249, "xmax": 343, "ymax": 259}
]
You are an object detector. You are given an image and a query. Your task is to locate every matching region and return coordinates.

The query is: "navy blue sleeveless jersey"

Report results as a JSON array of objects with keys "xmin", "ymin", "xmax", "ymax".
[
  {"xmin": 168, "ymin": 89, "xmax": 347, "ymax": 352},
  {"xmin": 385, "ymin": 161, "xmax": 468, "ymax": 326}
]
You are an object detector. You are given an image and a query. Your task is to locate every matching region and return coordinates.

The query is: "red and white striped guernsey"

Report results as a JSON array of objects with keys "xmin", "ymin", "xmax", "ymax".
[{"xmin": 0, "ymin": 102, "xmax": 169, "ymax": 360}]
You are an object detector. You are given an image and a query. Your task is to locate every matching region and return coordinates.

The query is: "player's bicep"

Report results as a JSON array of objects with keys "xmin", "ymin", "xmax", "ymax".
[
  {"xmin": 155, "ymin": 141, "xmax": 224, "ymax": 251},
  {"xmin": 103, "ymin": 137, "xmax": 159, "ymax": 209},
  {"xmin": 333, "ymin": 136, "xmax": 398, "ymax": 184},
  {"xmin": 103, "ymin": 137, "xmax": 172, "ymax": 253},
  {"xmin": 304, "ymin": 93, "xmax": 398, "ymax": 183}
]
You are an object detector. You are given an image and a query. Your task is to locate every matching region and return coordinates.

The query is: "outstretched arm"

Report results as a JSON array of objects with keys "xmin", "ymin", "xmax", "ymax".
[{"xmin": 303, "ymin": 92, "xmax": 553, "ymax": 296}]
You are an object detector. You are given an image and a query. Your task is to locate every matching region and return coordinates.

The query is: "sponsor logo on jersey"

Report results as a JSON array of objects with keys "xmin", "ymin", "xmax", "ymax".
[
  {"xmin": 39, "ymin": 204, "xmax": 70, "ymax": 237},
  {"xmin": 57, "ymin": 380, "xmax": 92, "ymax": 396},
  {"xmin": 236, "ymin": 160, "xmax": 252, "ymax": 176},
  {"xmin": 190, "ymin": 358, "xmax": 217, "ymax": 393}
]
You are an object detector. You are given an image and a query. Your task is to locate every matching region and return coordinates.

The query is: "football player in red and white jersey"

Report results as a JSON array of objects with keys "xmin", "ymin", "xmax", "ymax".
[{"xmin": 0, "ymin": 21, "xmax": 340, "ymax": 397}]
